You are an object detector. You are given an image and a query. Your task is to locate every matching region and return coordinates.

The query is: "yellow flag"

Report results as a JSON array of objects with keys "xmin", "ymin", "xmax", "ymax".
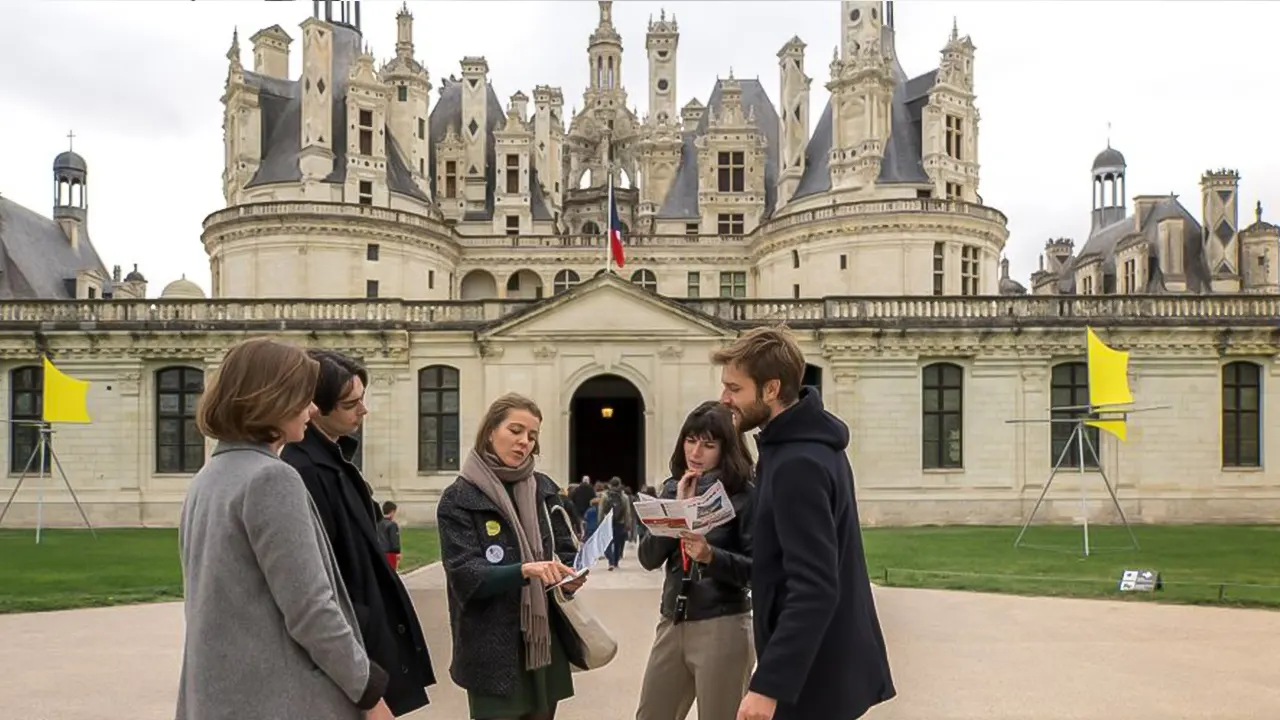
[
  {"xmin": 1086, "ymin": 327, "xmax": 1133, "ymax": 409},
  {"xmin": 42, "ymin": 356, "xmax": 92, "ymax": 424},
  {"xmin": 1086, "ymin": 418, "xmax": 1127, "ymax": 443}
]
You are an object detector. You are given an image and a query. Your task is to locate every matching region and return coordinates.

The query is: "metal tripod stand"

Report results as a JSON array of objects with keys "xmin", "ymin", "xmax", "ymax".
[
  {"xmin": 1013, "ymin": 417, "xmax": 1138, "ymax": 557},
  {"xmin": 0, "ymin": 422, "xmax": 96, "ymax": 543}
]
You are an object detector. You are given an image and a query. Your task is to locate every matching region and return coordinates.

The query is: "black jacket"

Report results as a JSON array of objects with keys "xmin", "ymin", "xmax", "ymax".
[
  {"xmin": 637, "ymin": 471, "xmax": 753, "ymax": 622},
  {"xmin": 436, "ymin": 472, "xmax": 583, "ymax": 697},
  {"xmin": 748, "ymin": 387, "xmax": 895, "ymax": 720},
  {"xmin": 281, "ymin": 426, "xmax": 436, "ymax": 716}
]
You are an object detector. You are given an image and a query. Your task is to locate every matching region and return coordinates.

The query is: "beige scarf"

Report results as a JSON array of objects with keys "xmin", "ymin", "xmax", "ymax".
[{"xmin": 460, "ymin": 447, "xmax": 551, "ymax": 670}]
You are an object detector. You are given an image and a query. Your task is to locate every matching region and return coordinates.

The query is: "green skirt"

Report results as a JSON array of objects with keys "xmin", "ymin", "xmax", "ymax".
[{"xmin": 467, "ymin": 627, "xmax": 575, "ymax": 719}]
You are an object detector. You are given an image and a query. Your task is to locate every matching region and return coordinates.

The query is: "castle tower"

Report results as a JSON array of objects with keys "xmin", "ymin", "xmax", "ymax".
[
  {"xmin": 532, "ymin": 85, "xmax": 565, "ymax": 220},
  {"xmin": 493, "ymin": 92, "xmax": 534, "ymax": 235},
  {"xmin": 380, "ymin": 3, "xmax": 432, "ymax": 196},
  {"xmin": 1239, "ymin": 201, "xmax": 1280, "ymax": 293},
  {"xmin": 1201, "ymin": 168, "xmax": 1241, "ymax": 291},
  {"xmin": 459, "ymin": 57, "xmax": 490, "ymax": 214},
  {"xmin": 222, "ymin": 29, "xmax": 263, "ymax": 205},
  {"xmin": 53, "ymin": 136, "xmax": 88, "ymax": 247},
  {"xmin": 923, "ymin": 18, "xmax": 979, "ymax": 202},
  {"xmin": 249, "ymin": 24, "xmax": 292, "ymax": 79},
  {"xmin": 776, "ymin": 35, "xmax": 810, "ymax": 209},
  {"xmin": 645, "ymin": 9, "xmax": 678, "ymax": 125},
  {"xmin": 827, "ymin": 2, "xmax": 894, "ymax": 190},
  {"xmin": 1090, "ymin": 144, "xmax": 1126, "ymax": 231},
  {"xmin": 586, "ymin": 1, "xmax": 627, "ymax": 110},
  {"xmin": 298, "ymin": 14, "xmax": 336, "ymax": 181}
]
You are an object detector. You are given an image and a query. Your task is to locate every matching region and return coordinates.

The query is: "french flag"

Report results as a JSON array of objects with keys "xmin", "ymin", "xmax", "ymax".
[{"xmin": 607, "ymin": 178, "xmax": 626, "ymax": 269}]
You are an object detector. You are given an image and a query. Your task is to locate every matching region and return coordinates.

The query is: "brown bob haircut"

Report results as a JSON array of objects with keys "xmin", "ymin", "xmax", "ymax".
[
  {"xmin": 474, "ymin": 392, "xmax": 544, "ymax": 456},
  {"xmin": 710, "ymin": 325, "xmax": 806, "ymax": 404},
  {"xmin": 196, "ymin": 337, "xmax": 320, "ymax": 443}
]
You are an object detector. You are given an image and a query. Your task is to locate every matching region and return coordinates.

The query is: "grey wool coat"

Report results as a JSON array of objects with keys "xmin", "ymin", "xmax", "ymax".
[{"xmin": 176, "ymin": 441, "xmax": 389, "ymax": 720}]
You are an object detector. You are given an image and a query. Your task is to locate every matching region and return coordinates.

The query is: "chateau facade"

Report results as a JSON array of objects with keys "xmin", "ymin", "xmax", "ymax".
[{"xmin": 1, "ymin": 1, "xmax": 1278, "ymax": 528}]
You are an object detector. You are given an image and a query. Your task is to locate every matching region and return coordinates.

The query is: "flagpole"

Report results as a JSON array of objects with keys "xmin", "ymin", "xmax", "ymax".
[{"xmin": 605, "ymin": 173, "xmax": 613, "ymax": 275}]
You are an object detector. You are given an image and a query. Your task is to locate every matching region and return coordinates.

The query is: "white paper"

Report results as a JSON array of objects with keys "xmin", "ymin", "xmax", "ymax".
[
  {"xmin": 633, "ymin": 481, "xmax": 736, "ymax": 538},
  {"xmin": 573, "ymin": 510, "xmax": 614, "ymax": 571}
]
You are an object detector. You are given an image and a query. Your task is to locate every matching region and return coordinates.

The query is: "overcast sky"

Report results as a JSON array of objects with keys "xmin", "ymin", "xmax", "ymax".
[{"xmin": 2, "ymin": 1, "xmax": 1277, "ymax": 296}]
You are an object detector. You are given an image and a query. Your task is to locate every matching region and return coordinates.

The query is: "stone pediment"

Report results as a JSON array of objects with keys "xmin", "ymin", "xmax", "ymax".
[{"xmin": 477, "ymin": 273, "xmax": 737, "ymax": 341}]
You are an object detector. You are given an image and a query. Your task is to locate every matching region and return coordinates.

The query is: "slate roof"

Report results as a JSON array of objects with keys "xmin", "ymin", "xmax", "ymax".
[
  {"xmin": 1058, "ymin": 195, "xmax": 1213, "ymax": 294},
  {"xmin": 241, "ymin": 23, "xmax": 429, "ymax": 202},
  {"xmin": 791, "ymin": 27, "xmax": 932, "ymax": 202},
  {"xmin": 0, "ymin": 195, "xmax": 110, "ymax": 299},
  {"xmin": 427, "ymin": 79, "xmax": 554, "ymax": 222},
  {"xmin": 657, "ymin": 77, "xmax": 781, "ymax": 220}
]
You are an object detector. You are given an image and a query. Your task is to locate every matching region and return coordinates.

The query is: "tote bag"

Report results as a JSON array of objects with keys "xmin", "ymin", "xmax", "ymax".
[{"xmin": 545, "ymin": 502, "xmax": 619, "ymax": 672}]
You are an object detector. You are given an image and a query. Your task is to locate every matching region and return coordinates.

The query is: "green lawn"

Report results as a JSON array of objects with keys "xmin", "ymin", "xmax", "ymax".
[
  {"xmin": 0, "ymin": 526, "xmax": 441, "ymax": 614},
  {"xmin": 864, "ymin": 524, "xmax": 1280, "ymax": 607},
  {"xmin": 5, "ymin": 524, "xmax": 1278, "ymax": 613}
]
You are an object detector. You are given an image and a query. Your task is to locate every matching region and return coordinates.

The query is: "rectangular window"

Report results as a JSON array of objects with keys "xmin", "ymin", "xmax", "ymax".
[
  {"xmin": 418, "ymin": 117, "xmax": 425, "ymax": 139},
  {"xmin": 366, "ymin": 243, "xmax": 379, "ymax": 261},
  {"xmin": 505, "ymin": 154, "xmax": 520, "ymax": 194},
  {"xmin": 960, "ymin": 245, "xmax": 980, "ymax": 295},
  {"xmin": 946, "ymin": 182, "xmax": 963, "ymax": 200},
  {"xmin": 1222, "ymin": 362, "xmax": 1262, "ymax": 468},
  {"xmin": 398, "ymin": 86, "xmax": 408, "ymax": 102},
  {"xmin": 922, "ymin": 363, "xmax": 964, "ymax": 469},
  {"xmin": 793, "ymin": 284, "xmax": 800, "ymax": 299},
  {"xmin": 1122, "ymin": 258, "xmax": 1137, "ymax": 293},
  {"xmin": 719, "ymin": 271, "xmax": 747, "ymax": 298},
  {"xmin": 506, "ymin": 215, "xmax": 520, "ymax": 236},
  {"xmin": 358, "ymin": 180, "xmax": 373, "ymax": 206},
  {"xmin": 1051, "ymin": 362, "xmax": 1100, "ymax": 469},
  {"xmin": 444, "ymin": 160, "xmax": 457, "ymax": 198},
  {"xmin": 840, "ymin": 254, "xmax": 848, "ymax": 270},
  {"xmin": 358, "ymin": 108, "xmax": 373, "ymax": 156},
  {"xmin": 1082, "ymin": 276, "xmax": 1094, "ymax": 295},
  {"xmin": 687, "ymin": 271, "xmax": 700, "ymax": 298},
  {"xmin": 933, "ymin": 242, "xmax": 945, "ymax": 295},
  {"xmin": 366, "ymin": 280, "xmax": 379, "ymax": 298},
  {"xmin": 685, "ymin": 222, "xmax": 699, "ymax": 236},
  {"xmin": 945, "ymin": 115, "xmax": 963, "ymax": 161},
  {"xmin": 716, "ymin": 150, "xmax": 745, "ymax": 193},
  {"xmin": 428, "ymin": 269, "xmax": 435, "ymax": 289},
  {"xmin": 716, "ymin": 213, "xmax": 745, "ymax": 235}
]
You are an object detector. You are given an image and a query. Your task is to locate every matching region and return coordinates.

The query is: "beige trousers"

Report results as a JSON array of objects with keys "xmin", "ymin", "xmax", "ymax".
[{"xmin": 635, "ymin": 612, "xmax": 755, "ymax": 720}]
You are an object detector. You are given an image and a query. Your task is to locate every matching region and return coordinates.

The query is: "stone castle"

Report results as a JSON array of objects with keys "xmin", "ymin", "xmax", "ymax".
[{"xmin": 0, "ymin": 0, "xmax": 1277, "ymax": 528}]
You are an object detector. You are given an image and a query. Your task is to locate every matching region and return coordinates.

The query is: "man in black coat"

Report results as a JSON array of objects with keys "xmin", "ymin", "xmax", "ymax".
[
  {"xmin": 281, "ymin": 351, "xmax": 436, "ymax": 716},
  {"xmin": 713, "ymin": 327, "xmax": 895, "ymax": 720}
]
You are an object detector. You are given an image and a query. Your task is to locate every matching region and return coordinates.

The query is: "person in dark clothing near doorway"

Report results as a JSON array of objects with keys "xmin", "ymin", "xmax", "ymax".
[
  {"xmin": 600, "ymin": 477, "xmax": 631, "ymax": 570},
  {"xmin": 714, "ymin": 327, "xmax": 895, "ymax": 720},
  {"xmin": 282, "ymin": 351, "xmax": 436, "ymax": 717},
  {"xmin": 378, "ymin": 501, "xmax": 402, "ymax": 571}
]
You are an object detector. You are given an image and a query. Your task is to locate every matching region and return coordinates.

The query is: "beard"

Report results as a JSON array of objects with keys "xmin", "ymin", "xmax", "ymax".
[{"xmin": 733, "ymin": 396, "xmax": 772, "ymax": 433}]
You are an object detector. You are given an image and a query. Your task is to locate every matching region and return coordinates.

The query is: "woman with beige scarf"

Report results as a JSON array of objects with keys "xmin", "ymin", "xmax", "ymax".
[{"xmin": 437, "ymin": 393, "xmax": 588, "ymax": 720}]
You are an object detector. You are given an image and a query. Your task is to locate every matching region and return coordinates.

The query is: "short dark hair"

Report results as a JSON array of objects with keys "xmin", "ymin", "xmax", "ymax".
[
  {"xmin": 197, "ymin": 338, "xmax": 319, "ymax": 444},
  {"xmin": 669, "ymin": 400, "xmax": 754, "ymax": 495},
  {"xmin": 382, "ymin": 501, "xmax": 397, "ymax": 515},
  {"xmin": 308, "ymin": 350, "xmax": 368, "ymax": 415},
  {"xmin": 711, "ymin": 325, "xmax": 806, "ymax": 404}
]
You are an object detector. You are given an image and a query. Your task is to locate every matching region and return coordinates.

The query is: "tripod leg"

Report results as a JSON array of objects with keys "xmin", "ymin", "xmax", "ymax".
[
  {"xmin": 49, "ymin": 444, "xmax": 96, "ymax": 538},
  {"xmin": 1081, "ymin": 428, "xmax": 1139, "ymax": 551},
  {"xmin": 1015, "ymin": 423, "xmax": 1077, "ymax": 548},
  {"xmin": 0, "ymin": 438, "xmax": 42, "ymax": 528}
]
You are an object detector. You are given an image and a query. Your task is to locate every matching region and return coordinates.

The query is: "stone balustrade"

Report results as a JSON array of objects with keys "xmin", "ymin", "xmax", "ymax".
[
  {"xmin": 2, "ymin": 294, "xmax": 1278, "ymax": 331},
  {"xmin": 760, "ymin": 197, "xmax": 1009, "ymax": 234}
]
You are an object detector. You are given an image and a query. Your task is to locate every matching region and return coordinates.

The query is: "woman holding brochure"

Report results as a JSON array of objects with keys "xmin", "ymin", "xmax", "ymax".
[
  {"xmin": 635, "ymin": 401, "xmax": 757, "ymax": 720},
  {"xmin": 436, "ymin": 393, "xmax": 587, "ymax": 720}
]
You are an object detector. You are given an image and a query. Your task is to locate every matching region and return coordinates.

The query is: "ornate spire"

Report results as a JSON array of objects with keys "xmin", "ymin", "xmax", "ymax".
[{"xmin": 226, "ymin": 27, "xmax": 241, "ymax": 66}]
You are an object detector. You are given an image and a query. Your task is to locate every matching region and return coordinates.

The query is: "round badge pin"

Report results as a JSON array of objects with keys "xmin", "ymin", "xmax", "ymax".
[
  {"xmin": 485, "ymin": 545, "xmax": 505, "ymax": 564},
  {"xmin": 485, "ymin": 520, "xmax": 501, "ymax": 537}
]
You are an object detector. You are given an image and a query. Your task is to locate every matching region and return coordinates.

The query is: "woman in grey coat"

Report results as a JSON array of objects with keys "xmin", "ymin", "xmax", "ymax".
[{"xmin": 175, "ymin": 338, "xmax": 393, "ymax": 720}]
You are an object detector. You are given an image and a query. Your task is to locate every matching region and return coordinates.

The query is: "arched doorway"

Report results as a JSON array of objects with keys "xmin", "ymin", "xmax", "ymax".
[
  {"xmin": 803, "ymin": 363, "xmax": 823, "ymax": 394},
  {"xmin": 569, "ymin": 374, "xmax": 645, "ymax": 491}
]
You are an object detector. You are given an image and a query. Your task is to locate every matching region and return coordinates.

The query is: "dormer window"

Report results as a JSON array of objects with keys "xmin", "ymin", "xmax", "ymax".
[
  {"xmin": 945, "ymin": 115, "xmax": 963, "ymax": 161},
  {"xmin": 358, "ymin": 109, "xmax": 373, "ymax": 156},
  {"xmin": 717, "ymin": 151, "xmax": 745, "ymax": 193}
]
